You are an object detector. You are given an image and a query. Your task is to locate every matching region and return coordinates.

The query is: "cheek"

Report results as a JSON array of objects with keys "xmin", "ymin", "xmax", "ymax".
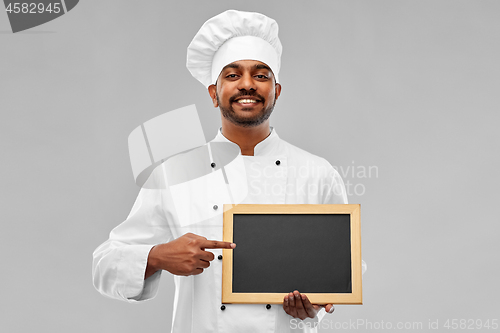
[
  {"xmin": 217, "ymin": 86, "xmax": 231, "ymax": 102},
  {"xmin": 263, "ymin": 83, "xmax": 276, "ymax": 98},
  {"xmin": 265, "ymin": 89, "xmax": 276, "ymax": 102}
]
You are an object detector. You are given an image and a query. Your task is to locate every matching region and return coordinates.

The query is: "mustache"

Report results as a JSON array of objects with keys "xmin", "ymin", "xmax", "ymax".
[{"xmin": 229, "ymin": 91, "xmax": 265, "ymax": 103}]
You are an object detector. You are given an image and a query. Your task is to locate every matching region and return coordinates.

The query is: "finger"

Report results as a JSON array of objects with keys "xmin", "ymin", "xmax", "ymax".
[
  {"xmin": 325, "ymin": 304, "xmax": 335, "ymax": 314},
  {"xmin": 192, "ymin": 268, "xmax": 204, "ymax": 275},
  {"xmin": 300, "ymin": 294, "xmax": 317, "ymax": 318},
  {"xmin": 288, "ymin": 292, "xmax": 298, "ymax": 317},
  {"xmin": 197, "ymin": 250, "xmax": 215, "ymax": 262},
  {"xmin": 197, "ymin": 259, "xmax": 210, "ymax": 269},
  {"xmin": 201, "ymin": 240, "xmax": 236, "ymax": 249},
  {"xmin": 283, "ymin": 295, "xmax": 289, "ymax": 314},
  {"xmin": 293, "ymin": 291, "xmax": 308, "ymax": 320}
]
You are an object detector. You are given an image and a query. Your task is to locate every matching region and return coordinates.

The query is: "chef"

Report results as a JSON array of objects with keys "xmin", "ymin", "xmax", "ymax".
[{"xmin": 93, "ymin": 9, "xmax": 348, "ymax": 333}]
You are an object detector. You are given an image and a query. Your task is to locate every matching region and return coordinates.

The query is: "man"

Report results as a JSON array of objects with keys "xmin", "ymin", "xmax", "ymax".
[{"xmin": 93, "ymin": 10, "xmax": 347, "ymax": 333}]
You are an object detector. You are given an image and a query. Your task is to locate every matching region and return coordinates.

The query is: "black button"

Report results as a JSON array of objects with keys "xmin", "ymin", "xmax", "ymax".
[
  {"xmin": 211, "ymin": 162, "xmax": 216, "ymax": 168},
  {"xmin": 275, "ymin": 160, "xmax": 280, "ymax": 165},
  {"xmin": 213, "ymin": 205, "xmax": 218, "ymax": 210},
  {"xmin": 220, "ymin": 305, "xmax": 226, "ymax": 311},
  {"xmin": 266, "ymin": 304, "xmax": 271, "ymax": 309},
  {"xmin": 218, "ymin": 255, "xmax": 222, "ymax": 260}
]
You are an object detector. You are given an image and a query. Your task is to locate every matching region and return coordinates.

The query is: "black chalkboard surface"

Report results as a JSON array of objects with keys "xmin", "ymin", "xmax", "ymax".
[
  {"xmin": 222, "ymin": 204, "xmax": 362, "ymax": 304},
  {"xmin": 232, "ymin": 213, "xmax": 352, "ymax": 293}
]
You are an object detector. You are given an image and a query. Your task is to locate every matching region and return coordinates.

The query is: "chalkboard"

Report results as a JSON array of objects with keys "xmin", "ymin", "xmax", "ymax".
[{"xmin": 222, "ymin": 204, "xmax": 362, "ymax": 304}]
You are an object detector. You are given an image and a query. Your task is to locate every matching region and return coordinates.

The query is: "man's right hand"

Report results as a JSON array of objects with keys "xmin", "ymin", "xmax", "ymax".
[{"xmin": 145, "ymin": 233, "xmax": 236, "ymax": 279}]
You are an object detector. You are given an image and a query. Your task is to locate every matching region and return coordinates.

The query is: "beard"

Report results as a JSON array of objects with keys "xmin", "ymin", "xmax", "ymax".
[{"xmin": 217, "ymin": 91, "xmax": 276, "ymax": 128}]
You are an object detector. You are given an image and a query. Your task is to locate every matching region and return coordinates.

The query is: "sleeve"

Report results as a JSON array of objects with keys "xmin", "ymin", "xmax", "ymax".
[{"xmin": 92, "ymin": 170, "xmax": 173, "ymax": 303}]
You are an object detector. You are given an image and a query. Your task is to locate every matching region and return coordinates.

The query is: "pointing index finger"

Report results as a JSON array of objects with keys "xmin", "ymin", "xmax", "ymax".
[{"xmin": 202, "ymin": 240, "xmax": 236, "ymax": 249}]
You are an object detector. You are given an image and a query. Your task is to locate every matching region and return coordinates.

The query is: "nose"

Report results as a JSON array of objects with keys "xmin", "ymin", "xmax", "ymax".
[{"xmin": 237, "ymin": 72, "xmax": 256, "ymax": 91}]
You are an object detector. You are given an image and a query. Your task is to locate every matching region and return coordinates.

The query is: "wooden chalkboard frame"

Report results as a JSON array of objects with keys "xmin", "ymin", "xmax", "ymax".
[{"xmin": 222, "ymin": 204, "xmax": 362, "ymax": 304}]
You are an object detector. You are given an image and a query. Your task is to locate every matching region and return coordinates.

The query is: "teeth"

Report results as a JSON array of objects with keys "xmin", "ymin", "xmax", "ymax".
[{"xmin": 237, "ymin": 99, "xmax": 257, "ymax": 103}]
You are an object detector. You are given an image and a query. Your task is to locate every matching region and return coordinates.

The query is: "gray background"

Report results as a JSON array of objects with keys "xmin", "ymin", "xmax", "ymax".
[{"xmin": 1, "ymin": 0, "xmax": 499, "ymax": 332}]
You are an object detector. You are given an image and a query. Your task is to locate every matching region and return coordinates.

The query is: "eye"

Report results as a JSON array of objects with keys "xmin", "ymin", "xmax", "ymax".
[
  {"xmin": 255, "ymin": 74, "xmax": 268, "ymax": 79},
  {"xmin": 226, "ymin": 74, "xmax": 238, "ymax": 78}
]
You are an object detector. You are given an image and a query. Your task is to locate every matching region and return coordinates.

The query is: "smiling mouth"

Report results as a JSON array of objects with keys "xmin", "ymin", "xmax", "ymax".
[{"xmin": 235, "ymin": 98, "xmax": 259, "ymax": 104}]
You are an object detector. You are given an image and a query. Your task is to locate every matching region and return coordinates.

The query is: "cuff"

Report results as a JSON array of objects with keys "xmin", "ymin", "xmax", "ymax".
[{"xmin": 118, "ymin": 244, "xmax": 161, "ymax": 302}]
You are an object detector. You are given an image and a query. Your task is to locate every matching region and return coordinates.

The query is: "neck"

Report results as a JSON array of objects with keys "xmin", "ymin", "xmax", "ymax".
[{"xmin": 221, "ymin": 120, "xmax": 271, "ymax": 156}]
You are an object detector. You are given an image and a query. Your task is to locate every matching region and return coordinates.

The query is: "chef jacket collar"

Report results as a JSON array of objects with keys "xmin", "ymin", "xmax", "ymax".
[{"xmin": 212, "ymin": 127, "xmax": 281, "ymax": 156}]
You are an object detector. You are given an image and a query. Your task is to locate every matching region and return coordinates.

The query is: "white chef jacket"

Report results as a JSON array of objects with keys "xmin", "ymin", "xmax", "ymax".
[{"xmin": 93, "ymin": 128, "xmax": 348, "ymax": 333}]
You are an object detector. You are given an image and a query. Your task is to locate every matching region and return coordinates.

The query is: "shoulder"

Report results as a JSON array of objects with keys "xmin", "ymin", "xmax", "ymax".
[
  {"xmin": 279, "ymin": 137, "xmax": 336, "ymax": 171},
  {"xmin": 278, "ymin": 137, "xmax": 345, "ymax": 182},
  {"xmin": 278, "ymin": 137, "xmax": 348, "ymax": 203}
]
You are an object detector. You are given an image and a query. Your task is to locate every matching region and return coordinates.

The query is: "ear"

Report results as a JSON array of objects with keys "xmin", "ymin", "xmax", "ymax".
[
  {"xmin": 274, "ymin": 83, "xmax": 282, "ymax": 101},
  {"xmin": 208, "ymin": 84, "xmax": 218, "ymax": 108}
]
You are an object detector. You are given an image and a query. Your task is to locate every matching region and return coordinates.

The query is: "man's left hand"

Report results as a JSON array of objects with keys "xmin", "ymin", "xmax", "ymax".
[{"xmin": 283, "ymin": 290, "xmax": 334, "ymax": 320}]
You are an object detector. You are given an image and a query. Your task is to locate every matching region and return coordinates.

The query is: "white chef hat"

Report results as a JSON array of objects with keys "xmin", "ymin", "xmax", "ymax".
[{"xmin": 187, "ymin": 10, "xmax": 282, "ymax": 87}]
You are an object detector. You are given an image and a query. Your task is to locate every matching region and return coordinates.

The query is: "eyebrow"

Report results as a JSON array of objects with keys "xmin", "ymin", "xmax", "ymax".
[
  {"xmin": 221, "ymin": 63, "xmax": 272, "ymax": 72},
  {"xmin": 254, "ymin": 64, "xmax": 271, "ymax": 71},
  {"xmin": 221, "ymin": 63, "xmax": 241, "ymax": 71}
]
